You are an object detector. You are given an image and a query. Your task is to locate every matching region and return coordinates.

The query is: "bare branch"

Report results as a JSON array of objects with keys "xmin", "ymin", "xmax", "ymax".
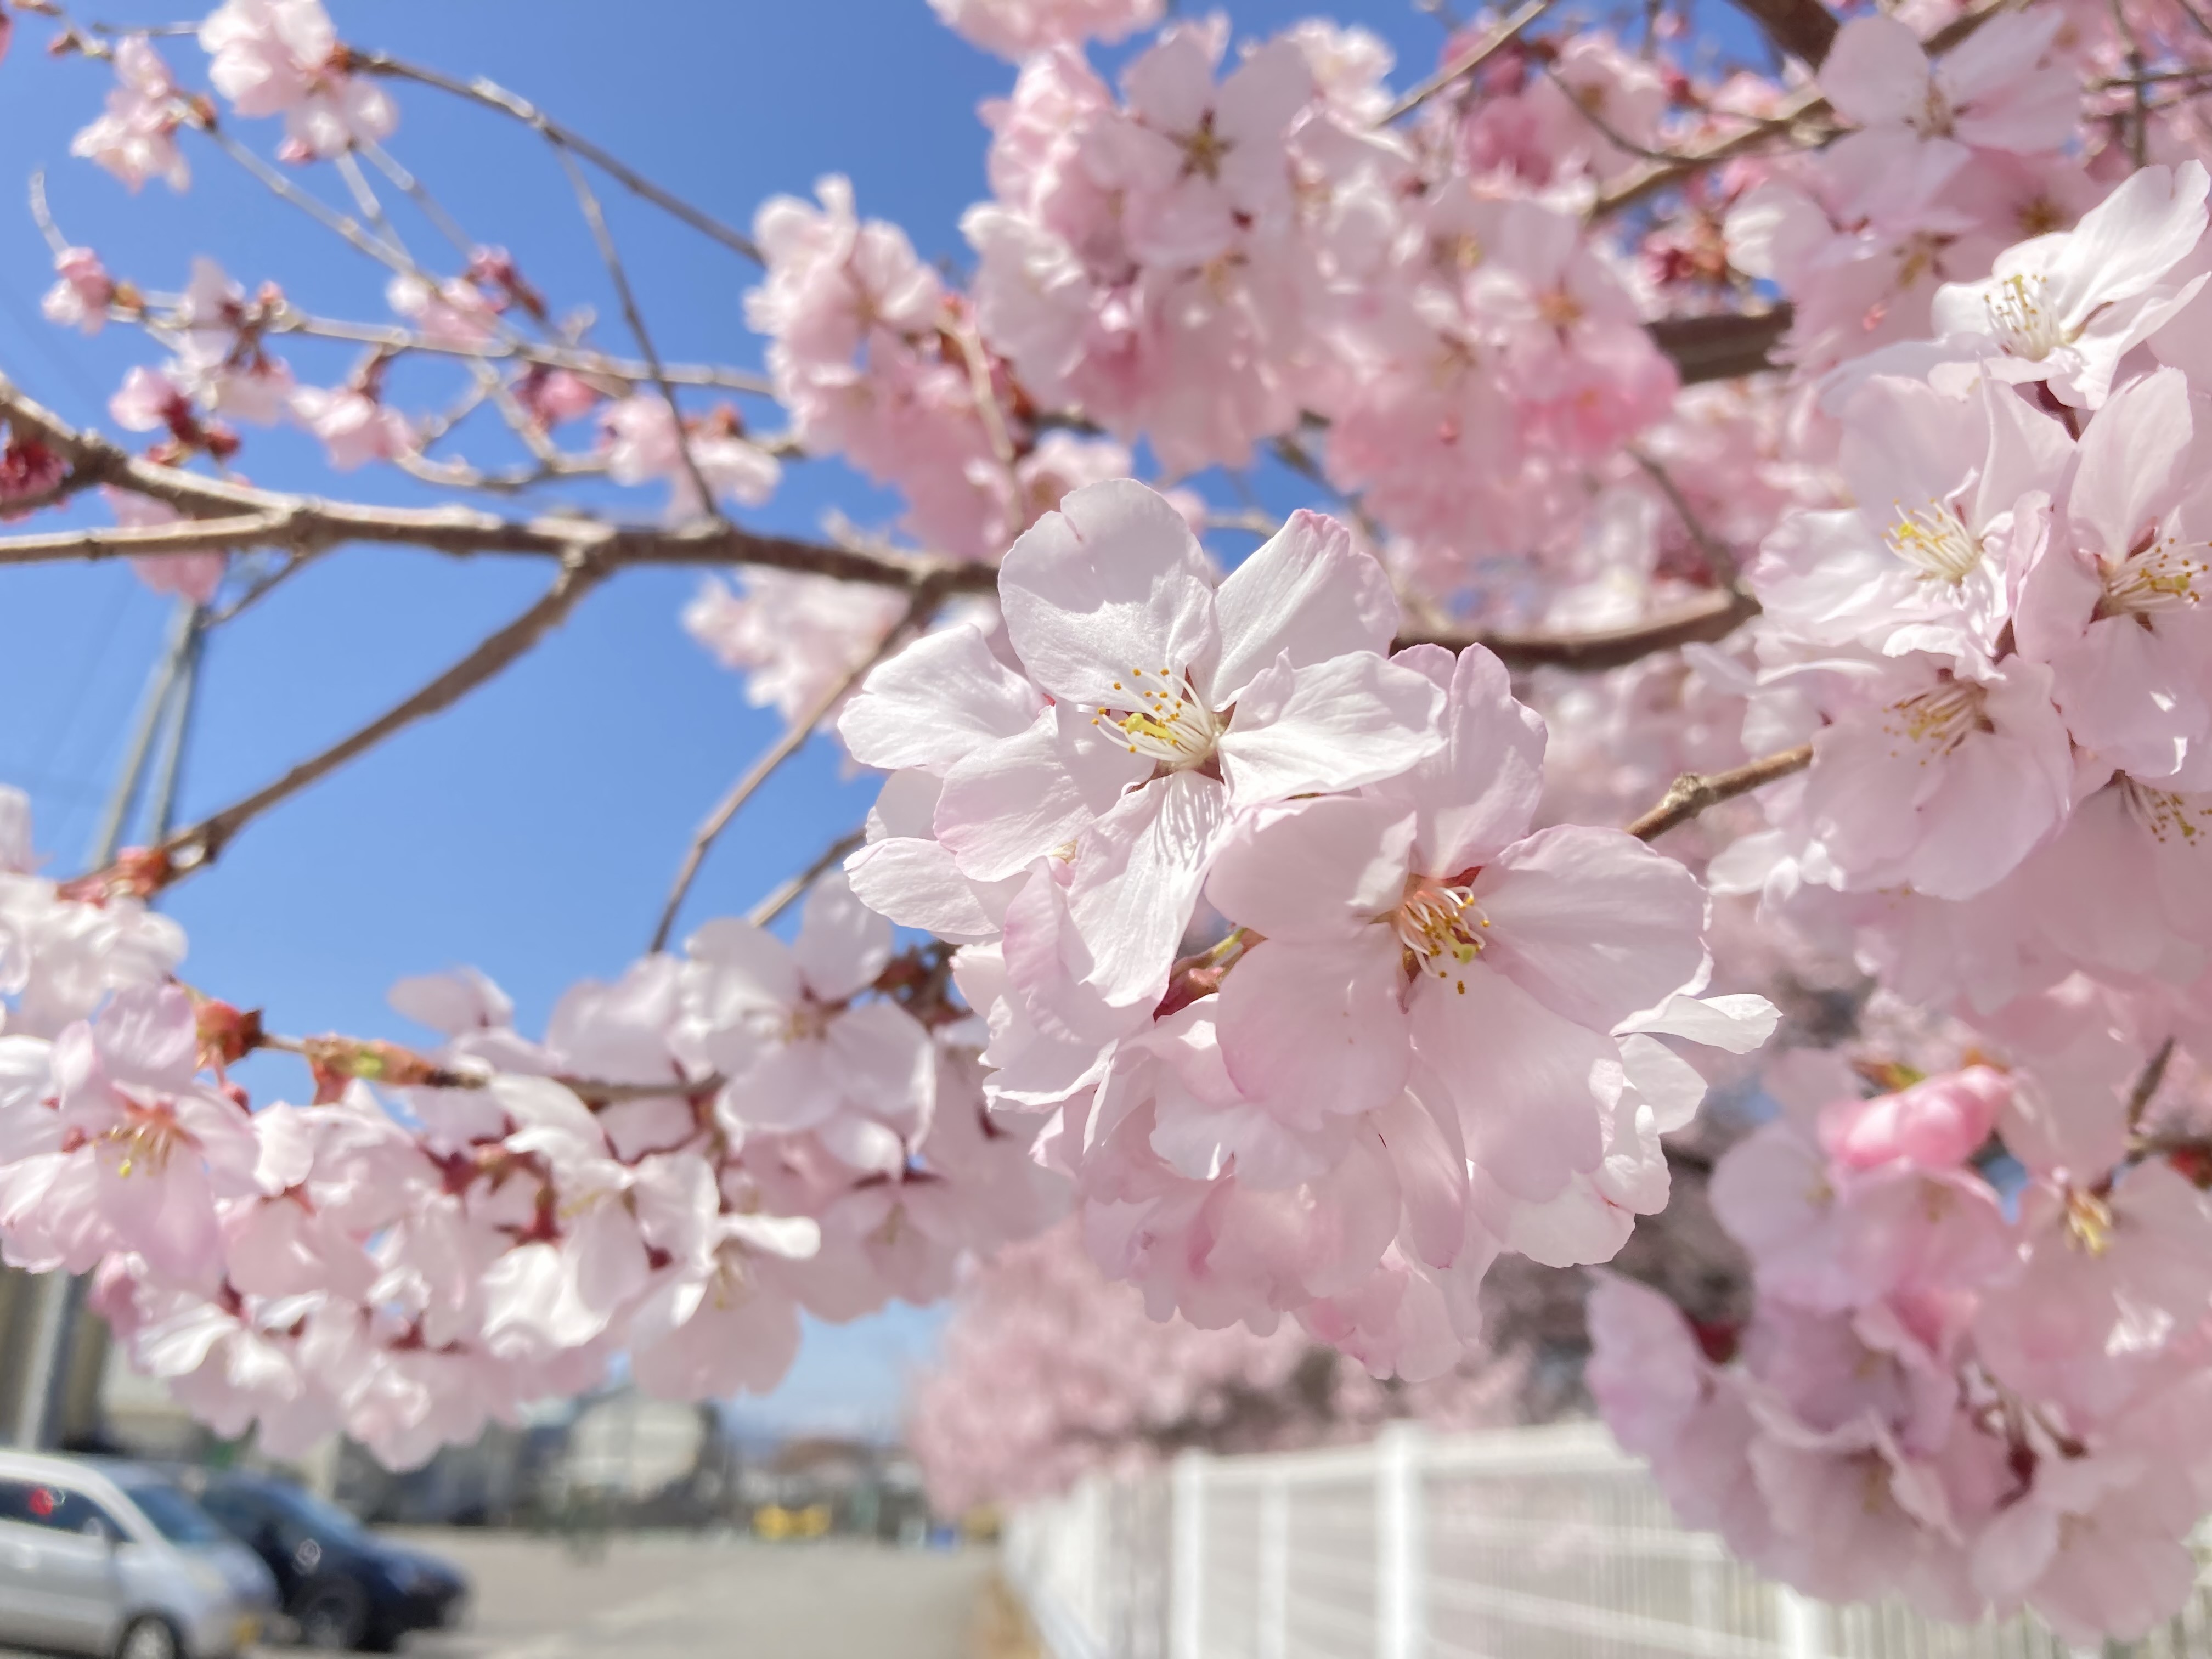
[
  {"xmin": 746, "ymin": 828, "xmax": 868, "ymax": 930},
  {"xmin": 650, "ymin": 596, "xmax": 935, "ymax": 952},
  {"xmin": 1647, "ymin": 308, "xmax": 1793, "ymax": 384},
  {"xmin": 1632, "ymin": 448, "xmax": 1743, "ymax": 591},
  {"xmin": 147, "ymin": 551, "xmax": 611, "ymax": 880},
  {"xmin": 247, "ymin": 313, "xmax": 776, "ymax": 396},
  {"xmin": 1724, "ymin": 0, "xmax": 1839, "ymax": 65},
  {"xmin": 1593, "ymin": 92, "xmax": 1829, "ymax": 218},
  {"xmin": 1596, "ymin": 0, "xmax": 2024, "ymax": 216},
  {"xmin": 351, "ymin": 52, "xmax": 764, "ymax": 264},
  {"xmin": 204, "ymin": 552, "xmax": 322, "ymax": 627},
  {"xmin": 1401, "ymin": 588, "xmax": 1762, "ymax": 672},
  {"xmin": 0, "ymin": 374, "xmax": 983, "ymax": 592},
  {"xmin": 1628, "ymin": 742, "xmax": 1813, "ymax": 842},
  {"xmin": 552, "ymin": 144, "xmax": 724, "ymax": 525},
  {"xmin": 203, "ymin": 125, "xmax": 409, "ymax": 272},
  {"xmin": 4, "ymin": 380, "xmax": 1765, "ymax": 678},
  {"xmin": 256, "ymin": 1030, "xmax": 720, "ymax": 1107},
  {"xmin": 1381, "ymin": 0, "xmax": 1554, "ymax": 123},
  {"xmin": 2126, "ymin": 1036, "xmax": 2177, "ymax": 1130}
]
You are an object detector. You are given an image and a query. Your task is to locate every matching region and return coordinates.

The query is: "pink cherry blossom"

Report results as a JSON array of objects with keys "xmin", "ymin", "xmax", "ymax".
[
  {"xmin": 600, "ymin": 394, "xmax": 778, "ymax": 520},
  {"xmin": 929, "ymin": 0, "xmax": 1164, "ymax": 60},
  {"xmin": 290, "ymin": 385, "xmax": 413, "ymax": 471},
  {"xmin": 198, "ymin": 0, "xmax": 398, "ymax": 162},
  {"xmin": 41, "ymin": 248, "xmax": 116, "ymax": 335},
  {"xmin": 70, "ymin": 36, "xmax": 190, "ymax": 194},
  {"xmin": 106, "ymin": 490, "xmax": 227, "ymax": 606}
]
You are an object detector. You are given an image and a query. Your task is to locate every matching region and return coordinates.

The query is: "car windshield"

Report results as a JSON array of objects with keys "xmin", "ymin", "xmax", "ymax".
[{"xmin": 119, "ymin": 1481, "xmax": 227, "ymax": 1546}]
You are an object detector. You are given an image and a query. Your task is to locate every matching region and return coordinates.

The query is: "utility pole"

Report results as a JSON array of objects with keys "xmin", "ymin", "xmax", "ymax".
[{"xmin": 3, "ymin": 595, "xmax": 207, "ymax": 1450}]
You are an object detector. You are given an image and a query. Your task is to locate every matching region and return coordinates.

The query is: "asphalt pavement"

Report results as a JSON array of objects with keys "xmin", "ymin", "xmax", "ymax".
[
  {"xmin": 379, "ymin": 1531, "xmax": 992, "ymax": 1659},
  {"xmin": 4, "ymin": 1532, "xmax": 994, "ymax": 1659}
]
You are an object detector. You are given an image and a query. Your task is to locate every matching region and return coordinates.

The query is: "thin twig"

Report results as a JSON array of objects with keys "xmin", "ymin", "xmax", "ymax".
[
  {"xmin": 352, "ymin": 52, "xmax": 764, "ymax": 263},
  {"xmin": 204, "ymin": 551, "xmax": 321, "ymax": 627},
  {"xmin": 1592, "ymin": 92, "xmax": 1827, "ymax": 218},
  {"xmin": 650, "ymin": 596, "xmax": 935, "ymax": 952},
  {"xmin": 29, "ymin": 172, "xmax": 71, "ymax": 258},
  {"xmin": 256, "ymin": 1030, "xmax": 721, "ymax": 1105},
  {"xmin": 1628, "ymin": 742, "xmax": 1813, "ymax": 842},
  {"xmin": 553, "ymin": 145, "xmax": 723, "ymax": 524},
  {"xmin": 145, "ymin": 552, "xmax": 611, "ymax": 881},
  {"xmin": 2126, "ymin": 1036, "xmax": 2177, "ymax": 1130},
  {"xmin": 203, "ymin": 126, "xmax": 407, "ymax": 272},
  {"xmin": 747, "ymin": 828, "xmax": 868, "ymax": 930},
  {"xmin": 2111, "ymin": 0, "xmax": 2153, "ymax": 166},
  {"xmin": 1543, "ymin": 64, "xmax": 1706, "ymax": 161},
  {"xmin": 357, "ymin": 138, "xmax": 477, "ymax": 262},
  {"xmin": 1631, "ymin": 448, "xmax": 1743, "ymax": 591},
  {"xmin": 1381, "ymin": 0, "xmax": 1555, "ymax": 123}
]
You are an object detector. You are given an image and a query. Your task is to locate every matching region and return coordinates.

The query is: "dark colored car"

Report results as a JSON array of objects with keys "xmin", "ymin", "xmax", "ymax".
[{"xmin": 175, "ymin": 1471, "xmax": 466, "ymax": 1652}]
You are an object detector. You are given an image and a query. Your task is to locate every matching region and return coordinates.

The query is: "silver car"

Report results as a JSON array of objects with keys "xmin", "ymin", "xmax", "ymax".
[{"xmin": 0, "ymin": 1451, "xmax": 276, "ymax": 1659}]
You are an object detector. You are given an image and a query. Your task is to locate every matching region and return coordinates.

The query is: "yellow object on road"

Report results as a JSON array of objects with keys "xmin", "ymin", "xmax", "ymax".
[{"xmin": 752, "ymin": 1503, "xmax": 834, "ymax": 1541}]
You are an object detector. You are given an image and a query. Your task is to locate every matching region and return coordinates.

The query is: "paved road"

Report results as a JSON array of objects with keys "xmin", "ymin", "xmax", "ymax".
[
  {"xmin": 3, "ymin": 1533, "xmax": 994, "ymax": 1659},
  {"xmin": 381, "ymin": 1531, "xmax": 991, "ymax": 1659}
]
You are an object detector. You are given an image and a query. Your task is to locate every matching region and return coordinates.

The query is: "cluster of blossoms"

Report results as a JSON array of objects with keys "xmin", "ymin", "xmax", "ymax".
[
  {"xmin": 19, "ymin": 0, "xmax": 2212, "ymax": 1637},
  {"xmin": 908, "ymin": 1218, "xmax": 1524, "ymax": 1515},
  {"xmin": 835, "ymin": 479, "xmax": 1771, "ymax": 1379},
  {"xmin": 0, "ymin": 789, "xmax": 1058, "ymax": 1465},
  {"xmin": 1721, "ymin": 162, "xmax": 2212, "ymax": 1015},
  {"xmin": 1592, "ymin": 1031, "xmax": 2212, "ymax": 1645}
]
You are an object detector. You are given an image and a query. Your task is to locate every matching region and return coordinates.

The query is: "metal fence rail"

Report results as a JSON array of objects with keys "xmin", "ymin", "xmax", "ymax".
[{"xmin": 1002, "ymin": 1421, "xmax": 2212, "ymax": 1659}]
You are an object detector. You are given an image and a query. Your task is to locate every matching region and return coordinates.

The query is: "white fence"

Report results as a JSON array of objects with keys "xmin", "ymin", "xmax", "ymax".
[{"xmin": 1003, "ymin": 1421, "xmax": 2212, "ymax": 1659}]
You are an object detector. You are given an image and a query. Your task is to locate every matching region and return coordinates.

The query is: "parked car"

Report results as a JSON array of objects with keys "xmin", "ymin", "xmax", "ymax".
[
  {"xmin": 178, "ymin": 1470, "xmax": 467, "ymax": 1652},
  {"xmin": 0, "ymin": 1450, "xmax": 277, "ymax": 1659}
]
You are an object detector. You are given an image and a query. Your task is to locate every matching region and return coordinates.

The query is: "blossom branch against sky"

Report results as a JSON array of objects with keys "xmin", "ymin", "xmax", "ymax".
[{"xmin": 10, "ymin": 0, "xmax": 2212, "ymax": 1635}]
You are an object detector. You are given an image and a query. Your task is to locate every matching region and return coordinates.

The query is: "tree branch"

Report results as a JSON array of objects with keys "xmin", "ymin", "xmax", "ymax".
[
  {"xmin": 1593, "ymin": 91, "xmax": 1830, "ymax": 218},
  {"xmin": 648, "ymin": 592, "xmax": 938, "ymax": 952},
  {"xmin": 1725, "ymin": 0, "xmax": 1840, "ymax": 65},
  {"xmin": 552, "ymin": 143, "xmax": 725, "ymax": 525},
  {"xmin": 2126, "ymin": 1035, "xmax": 2177, "ymax": 1130},
  {"xmin": 351, "ymin": 52, "xmax": 764, "ymax": 264},
  {"xmin": 1628, "ymin": 742, "xmax": 1813, "ymax": 842},
  {"xmin": 1381, "ymin": 0, "xmax": 1554, "ymax": 123},
  {"xmin": 5, "ymin": 380, "xmax": 1765, "ymax": 677},
  {"xmin": 1632, "ymin": 448, "xmax": 1743, "ymax": 591},
  {"xmin": 146, "ymin": 551, "xmax": 611, "ymax": 881},
  {"xmin": 0, "ymin": 374, "xmax": 983, "ymax": 593},
  {"xmin": 1647, "ymin": 308, "xmax": 1795, "ymax": 384},
  {"xmin": 1402, "ymin": 589, "xmax": 1762, "ymax": 672},
  {"xmin": 746, "ymin": 827, "xmax": 868, "ymax": 930},
  {"xmin": 1594, "ymin": 0, "xmax": 2023, "ymax": 217}
]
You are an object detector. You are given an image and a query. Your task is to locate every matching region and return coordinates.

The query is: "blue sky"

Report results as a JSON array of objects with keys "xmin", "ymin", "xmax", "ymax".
[{"xmin": 0, "ymin": 0, "xmax": 1761, "ymax": 1438}]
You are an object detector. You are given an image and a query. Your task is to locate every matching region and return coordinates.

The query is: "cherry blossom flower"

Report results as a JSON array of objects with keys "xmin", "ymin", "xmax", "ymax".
[
  {"xmin": 105, "ymin": 491, "xmax": 227, "ymax": 606},
  {"xmin": 600, "ymin": 394, "xmax": 778, "ymax": 519},
  {"xmin": 41, "ymin": 249, "xmax": 116, "ymax": 336},
  {"xmin": 1922, "ymin": 162, "xmax": 2210, "ymax": 408},
  {"xmin": 681, "ymin": 874, "xmax": 932, "ymax": 1160},
  {"xmin": 70, "ymin": 36, "xmax": 190, "ymax": 194},
  {"xmin": 290, "ymin": 385, "xmax": 413, "ymax": 471},
  {"xmin": 199, "ymin": 0, "xmax": 398, "ymax": 162},
  {"xmin": 1820, "ymin": 12, "xmax": 2074, "ymax": 162},
  {"xmin": 988, "ymin": 482, "xmax": 1441, "ymax": 1005},
  {"xmin": 929, "ymin": 0, "xmax": 1164, "ymax": 60}
]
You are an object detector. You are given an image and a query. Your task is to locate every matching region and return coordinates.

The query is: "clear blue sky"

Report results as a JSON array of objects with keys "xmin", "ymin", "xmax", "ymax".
[{"xmin": 0, "ymin": 0, "xmax": 1761, "ymax": 1438}]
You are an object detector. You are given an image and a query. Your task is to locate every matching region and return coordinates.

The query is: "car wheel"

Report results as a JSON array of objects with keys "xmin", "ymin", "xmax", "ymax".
[
  {"xmin": 114, "ymin": 1616, "xmax": 180, "ymax": 1659},
  {"xmin": 294, "ymin": 1579, "xmax": 371, "ymax": 1650}
]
